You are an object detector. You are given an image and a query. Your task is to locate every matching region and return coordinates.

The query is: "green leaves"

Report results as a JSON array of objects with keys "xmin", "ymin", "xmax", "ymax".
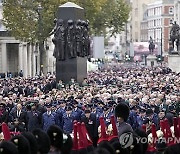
[{"xmin": 3, "ymin": 0, "xmax": 130, "ymax": 42}]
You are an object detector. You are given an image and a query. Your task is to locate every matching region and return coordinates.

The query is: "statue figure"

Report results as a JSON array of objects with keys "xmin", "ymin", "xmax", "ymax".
[
  {"xmin": 66, "ymin": 19, "xmax": 76, "ymax": 58},
  {"xmin": 52, "ymin": 19, "xmax": 66, "ymax": 61},
  {"xmin": 170, "ymin": 21, "xmax": 180, "ymax": 51},
  {"xmin": 149, "ymin": 36, "xmax": 155, "ymax": 54},
  {"xmin": 84, "ymin": 20, "xmax": 91, "ymax": 56},
  {"xmin": 81, "ymin": 20, "xmax": 86, "ymax": 57},
  {"xmin": 74, "ymin": 20, "xmax": 83, "ymax": 57}
]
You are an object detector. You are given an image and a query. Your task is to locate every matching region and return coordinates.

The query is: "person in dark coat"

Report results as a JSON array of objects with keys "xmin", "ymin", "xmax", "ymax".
[
  {"xmin": 42, "ymin": 104, "xmax": 55, "ymax": 132},
  {"xmin": 62, "ymin": 106, "xmax": 75, "ymax": 134},
  {"xmin": 143, "ymin": 108, "xmax": 159, "ymax": 133},
  {"xmin": 166, "ymin": 104, "xmax": 177, "ymax": 126},
  {"xmin": 101, "ymin": 105, "xmax": 112, "ymax": 126},
  {"xmin": 72, "ymin": 100, "xmax": 83, "ymax": 121},
  {"xmin": 81, "ymin": 109, "xmax": 98, "ymax": 146},
  {"xmin": 9, "ymin": 104, "xmax": 26, "ymax": 132},
  {"xmin": 0, "ymin": 103, "xmax": 8, "ymax": 130},
  {"xmin": 55, "ymin": 100, "xmax": 66, "ymax": 129},
  {"xmin": 127, "ymin": 105, "xmax": 139, "ymax": 130},
  {"xmin": 26, "ymin": 103, "xmax": 42, "ymax": 132}
]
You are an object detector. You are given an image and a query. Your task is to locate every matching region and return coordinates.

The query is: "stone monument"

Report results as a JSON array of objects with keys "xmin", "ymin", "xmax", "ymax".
[
  {"xmin": 169, "ymin": 21, "xmax": 180, "ymax": 54},
  {"xmin": 52, "ymin": 2, "xmax": 90, "ymax": 84},
  {"xmin": 147, "ymin": 36, "xmax": 157, "ymax": 67},
  {"xmin": 168, "ymin": 21, "xmax": 180, "ymax": 73}
]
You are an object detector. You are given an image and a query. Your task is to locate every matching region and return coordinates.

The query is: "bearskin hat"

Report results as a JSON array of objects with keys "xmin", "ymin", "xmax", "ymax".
[
  {"xmin": 22, "ymin": 132, "xmax": 38, "ymax": 154},
  {"xmin": 47, "ymin": 125, "xmax": 63, "ymax": 150},
  {"xmin": 98, "ymin": 141, "xmax": 115, "ymax": 154},
  {"xmin": 61, "ymin": 133, "xmax": 73, "ymax": 154},
  {"xmin": 10, "ymin": 135, "xmax": 31, "ymax": 154},
  {"xmin": 115, "ymin": 103, "xmax": 130, "ymax": 121},
  {"xmin": 32, "ymin": 128, "xmax": 50, "ymax": 154},
  {"xmin": 110, "ymin": 140, "xmax": 130, "ymax": 154},
  {"xmin": 0, "ymin": 141, "xmax": 18, "ymax": 154}
]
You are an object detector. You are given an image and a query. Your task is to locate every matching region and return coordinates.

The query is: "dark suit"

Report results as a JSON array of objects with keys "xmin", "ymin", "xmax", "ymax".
[
  {"xmin": 0, "ymin": 110, "xmax": 8, "ymax": 124},
  {"xmin": 9, "ymin": 109, "xmax": 26, "ymax": 132},
  {"xmin": 26, "ymin": 110, "xmax": 42, "ymax": 132},
  {"xmin": 81, "ymin": 113, "xmax": 98, "ymax": 146}
]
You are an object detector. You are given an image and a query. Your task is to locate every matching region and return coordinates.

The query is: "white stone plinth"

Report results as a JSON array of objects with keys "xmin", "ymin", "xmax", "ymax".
[
  {"xmin": 168, "ymin": 54, "xmax": 180, "ymax": 73},
  {"xmin": 146, "ymin": 54, "xmax": 157, "ymax": 67}
]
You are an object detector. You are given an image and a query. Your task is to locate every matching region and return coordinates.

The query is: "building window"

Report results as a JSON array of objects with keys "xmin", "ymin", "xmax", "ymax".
[
  {"xmin": 135, "ymin": 21, "xmax": 138, "ymax": 27},
  {"xmin": 169, "ymin": 18, "xmax": 174, "ymax": 25},
  {"xmin": 169, "ymin": 7, "xmax": 174, "ymax": 14},
  {"xmin": 135, "ymin": 8, "xmax": 138, "ymax": 16},
  {"xmin": 154, "ymin": 20, "xmax": 156, "ymax": 26}
]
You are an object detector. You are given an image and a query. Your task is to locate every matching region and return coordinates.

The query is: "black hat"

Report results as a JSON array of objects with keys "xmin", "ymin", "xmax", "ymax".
[
  {"xmin": 130, "ymin": 105, "xmax": 138, "ymax": 110},
  {"xmin": 156, "ymin": 138, "xmax": 167, "ymax": 152},
  {"xmin": 159, "ymin": 108, "xmax": 166, "ymax": 113},
  {"xmin": 98, "ymin": 100, "xmax": 105, "ymax": 106},
  {"xmin": 72, "ymin": 100, "xmax": 78, "ymax": 105},
  {"xmin": 46, "ymin": 104, "xmax": 52, "ymax": 108},
  {"xmin": 58, "ymin": 100, "xmax": 66, "ymax": 104},
  {"xmin": 98, "ymin": 141, "xmax": 115, "ymax": 154},
  {"xmin": 32, "ymin": 128, "xmax": 50, "ymax": 154},
  {"xmin": 85, "ymin": 109, "xmax": 91, "ymax": 114},
  {"xmin": 11, "ymin": 135, "xmax": 31, "ymax": 154},
  {"xmin": 66, "ymin": 106, "xmax": 72, "ymax": 111},
  {"xmin": 139, "ymin": 107, "xmax": 146, "ymax": 113},
  {"xmin": 146, "ymin": 108, "xmax": 154, "ymax": 116},
  {"xmin": 107, "ymin": 103, "xmax": 113, "ymax": 108},
  {"xmin": 134, "ymin": 128, "xmax": 148, "ymax": 153},
  {"xmin": 67, "ymin": 96, "xmax": 74, "ymax": 101},
  {"xmin": 168, "ymin": 105, "xmax": 175, "ymax": 111},
  {"xmin": 0, "ymin": 141, "xmax": 18, "ymax": 154},
  {"xmin": 111, "ymin": 140, "xmax": 129, "ymax": 154},
  {"xmin": 52, "ymin": 103, "xmax": 57, "ymax": 107},
  {"xmin": 47, "ymin": 125, "xmax": 63, "ymax": 150},
  {"xmin": 61, "ymin": 133, "xmax": 73, "ymax": 154},
  {"xmin": 115, "ymin": 103, "xmax": 130, "ymax": 121},
  {"xmin": 87, "ymin": 103, "xmax": 93, "ymax": 108},
  {"xmin": 104, "ymin": 105, "xmax": 109, "ymax": 111},
  {"xmin": 0, "ymin": 103, "xmax": 5, "ymax": 107},
  {"xmin": 21, "ymin": 132, "xmax": 38, "ymax": 154}
]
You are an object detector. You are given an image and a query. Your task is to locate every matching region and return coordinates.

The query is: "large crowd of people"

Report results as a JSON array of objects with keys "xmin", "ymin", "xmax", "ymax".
[{"xmin": 0, "ymin": 65, "xmax": 179, "ymax": 154}]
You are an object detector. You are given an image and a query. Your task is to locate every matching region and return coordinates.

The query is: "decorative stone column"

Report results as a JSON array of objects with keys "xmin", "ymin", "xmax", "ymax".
[{"xmin": 1, "ymin": 43, "xmax": 7, "ymax": 74}]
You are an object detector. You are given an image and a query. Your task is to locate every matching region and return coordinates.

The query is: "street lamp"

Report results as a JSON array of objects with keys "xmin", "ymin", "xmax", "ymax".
[
  {"xmin": 34, "ymin": 49, "xmax": 38, "ymax": 75},
  {"xmin": 37, "ymin": 4, "xmax": 44, "ymax": 76}
]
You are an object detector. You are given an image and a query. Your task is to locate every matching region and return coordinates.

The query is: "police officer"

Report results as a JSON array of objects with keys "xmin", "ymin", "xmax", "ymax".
[
  {"xmin": 42, "ymin": 104, "xmax": 55, "ymax": 132},
  {"xmin": 62, "ymin": 106, "xmax": 75, "ymax": 134},
  {"xmin": 55, "ymin": 100, "xmax": 66, "ymax": 129}
]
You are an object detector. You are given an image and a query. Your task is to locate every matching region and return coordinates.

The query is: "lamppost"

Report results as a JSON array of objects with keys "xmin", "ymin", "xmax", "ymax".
[
  {"xmin": 34, "ymin": 49, "xmax": 38, "ymax": 75},
  {"xmin": 37, "ymin": 4, "xmax": 43, "ymax": 76},
  {"xmin": 160, "ymin": 27, "xmax": 163, "ymax": 65},
  {"xmin": 158, "ymin": 27, "xmax": 163, "ymax": 65}
]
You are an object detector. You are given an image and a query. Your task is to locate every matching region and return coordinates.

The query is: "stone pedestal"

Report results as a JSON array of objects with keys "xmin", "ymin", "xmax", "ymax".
[
  {"xmin": 56, "ymin": 2, "xmax": 87, "ymax": 84},
  {"xmin": 168, "ymin": 54, "xmax": 180, "ymax": 73},
  {"xmin": 146, "ymin": 54, "xmax": 157, "ymax": 67},
  {"xmin": 56, "ymin": 57, "xmax": 87, "ymax": 84}
]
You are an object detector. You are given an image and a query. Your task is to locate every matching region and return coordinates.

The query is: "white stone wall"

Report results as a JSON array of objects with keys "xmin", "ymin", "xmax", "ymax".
[
  {"xmin": 0, "ymin": 44, "xmax": 2, "ymax": 73},
  {"xmin": 174, "ymin": 0, "xmax": 180, "ymax": 25},
  {"xmin": 168, "ymin": 55, "xmax": 180, "ymax": 73}
]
